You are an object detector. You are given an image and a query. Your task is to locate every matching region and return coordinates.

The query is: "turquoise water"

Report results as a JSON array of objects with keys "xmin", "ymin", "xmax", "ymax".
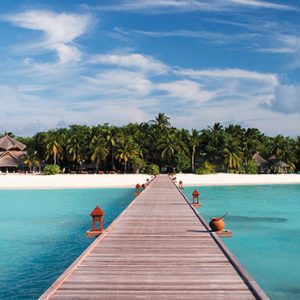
[
  {"xmin": 184, "ymin": 185, "xmax": 300, "ymax": 300},
  {"xmin": 0, "ymin": 188, "xmax": 134, "ymax": 299},
  {"xmin": 1, "ymin": 186, "xmax": 299, "ymax": 299}
]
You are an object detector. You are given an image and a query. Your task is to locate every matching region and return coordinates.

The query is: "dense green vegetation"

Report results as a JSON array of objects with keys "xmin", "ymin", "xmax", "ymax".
[{"xmin": 2, "ymin": 113, "xmax": 300, "ymax": 173}]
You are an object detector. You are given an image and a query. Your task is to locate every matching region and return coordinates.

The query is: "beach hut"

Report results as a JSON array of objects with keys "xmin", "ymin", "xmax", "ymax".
[
  {"xmin": 268, "ymin": 155, "xmax": 290, "ymax": 174},
  {"xmin": 274, "ymin": 160, "xmax": 290, "ymax": 174},
  {"xmin": 252, "ymin": 152, "xmax": 268, "ymax": 173},
  {"xmin": 0, "ymin": 135, "xmax": 26, "ymax": 172}
]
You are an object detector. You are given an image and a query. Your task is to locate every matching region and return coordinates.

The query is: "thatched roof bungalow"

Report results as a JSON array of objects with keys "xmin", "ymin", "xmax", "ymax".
[
  {"xmin": 252, "ymin": 152, "xmax": 268, "ymax": 173},
  {"xmin": 274, "ymin": 160, "xmax": 290, "ymax": 174},
  {"xmin": 0, "ymin": 135, "xmax": 26, "ymax": 171},
  {"xmin": 253, "ymin": 152, "xmax": 268, "ymax": 165}
]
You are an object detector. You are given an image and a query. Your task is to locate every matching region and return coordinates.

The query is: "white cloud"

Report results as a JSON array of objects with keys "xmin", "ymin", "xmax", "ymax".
[
  {"xmin": 114, "ymin": 27, "xmax": 254, "ymax": 45},
  {"xmin": 258, "ymin": 34, "xmax": 300, "ymax": 54},
  {"xmin": 0, "ymin": 41, "xmax": 298, "ymax": 136},
  {"xmin": 172, "ymin": 98, "xmax": 300, "ymax": 136},
  {"xmin": 269, "ymin": 84, "xmax": 300, "ymax": 113},
  {"xmin": 176, "ymin": 68, "xmax": 278, "ymax": 86},
  {"xmin": 83, "ymin": 70, "xmax": 153, "ymax": 97},
  {"xmin": 156, "ymin": 80, "xmax": 214, "ymax": 102},
  {"xmin": 84, "ymin": 0, "xmax": 295, "ymax": 13},
  {"xmin": 3, "ymin": 10, "xmax": 92, "ymax": 64},
  {"xmin": 228, "ymin": 0, "xmax": 294, "ymax": 10},
  {"xmin": 91, "ymin": 53, "xmax": 169, "ymax": 74},
  {"xmin": 87, "ymin": 0, "xmax": 213, "ymax": 12}
]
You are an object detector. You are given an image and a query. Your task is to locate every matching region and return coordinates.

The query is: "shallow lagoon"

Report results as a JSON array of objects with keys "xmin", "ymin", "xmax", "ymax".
[
  {"xmin": 184, "ymin": 185, "xmax": 300, "ymax": 300},
  {"xmin": 0, "ymin": 188, "xmax": 134, "ymax": 299},
  {"xmin": 1, "ymin": 185, "xmax": 299, "ymax": 299}
]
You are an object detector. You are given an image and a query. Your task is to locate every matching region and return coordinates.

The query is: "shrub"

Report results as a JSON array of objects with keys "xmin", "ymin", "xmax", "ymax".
[
  {"xmin": 244, "ymin": 160, "xmax": 258, "ymax": 174},
  {"xmin": 131, "ymin": 157, "xmax": 147, "ymax": 173},
  {"xmin": 44, "ymin": 164, "xmax": 61, "ymax": 175},
  {"xmin": 175, "ymin": 153, "xmax": 190, "ymax": 173},
  {"xmin": 146, "ymin": 164, "xmax": 159, "ymax": 175},
  {"xmin": 195, "ymin": 161, "xmax": 215, "ymax": 174}
]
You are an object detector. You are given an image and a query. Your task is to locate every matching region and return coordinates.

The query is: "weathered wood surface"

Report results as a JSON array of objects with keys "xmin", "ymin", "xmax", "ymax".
[{"xmin": 40, "ymin": 175, "xmax": 268, "ymax": 300}]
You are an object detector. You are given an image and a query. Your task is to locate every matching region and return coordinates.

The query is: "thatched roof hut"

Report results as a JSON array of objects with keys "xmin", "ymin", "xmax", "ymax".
[
  {"xmin": 274, "ymin": 161, "xmax": 289, "ymax": 168},
  {"xmin": 252, "ymin": 152, "xmax": 268, "ymax": 166},
  {"xmin": 0, "ymin": 135, "xmax": 26, "ymax": 169},
  {"xmin": 0, "ymin": 135, "xmax": 26, "ymax": 151},
  {"xmin": 273, "ymin": 160, "xmax": 290, "ymax": 174}
]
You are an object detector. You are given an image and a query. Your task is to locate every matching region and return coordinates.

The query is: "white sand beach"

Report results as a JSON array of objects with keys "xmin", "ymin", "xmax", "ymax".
[
  {"xmin": 0, "ymin": 173, "xmax": 300, "ymax": 189},
  {"xmin": 0, "ymin": 174, "xmax": 151, "ymax": 189},
  {"xmin": 175, "ymin": 173, "xmax": 300, "ymax": 186}
]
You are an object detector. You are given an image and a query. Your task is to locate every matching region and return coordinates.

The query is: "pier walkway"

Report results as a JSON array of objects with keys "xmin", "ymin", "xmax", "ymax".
[{"xmin": 40, "ymin": 175, "xmax": 268, "ymax": 299}]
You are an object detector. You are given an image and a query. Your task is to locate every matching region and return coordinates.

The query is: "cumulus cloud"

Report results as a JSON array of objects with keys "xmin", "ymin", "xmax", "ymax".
[
  {"xmin": 3, "ymin": 10, "xmax": 92, "ymax": 64},
  {"xmin": 269, "ymin": 84, "xmax": 300, "ymax": 113}
]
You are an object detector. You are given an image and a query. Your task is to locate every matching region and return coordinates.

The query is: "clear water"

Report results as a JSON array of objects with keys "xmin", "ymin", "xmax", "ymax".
[
  {"xmin": 0, "ymin": 188, "xmax": 134, "ymax": 299},
  {"xmin": 184, "ymin": 185, "xmax": 300, "ymax": 300}
]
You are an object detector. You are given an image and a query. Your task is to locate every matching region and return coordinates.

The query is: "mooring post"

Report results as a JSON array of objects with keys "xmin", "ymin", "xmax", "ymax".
[
  {"xmin": 86, "ymin": 205, "xmax": 105, "ymax": 238},
  {"xmin": 192, "ymin": 190, "xmax": 201, "ymax": 207}
]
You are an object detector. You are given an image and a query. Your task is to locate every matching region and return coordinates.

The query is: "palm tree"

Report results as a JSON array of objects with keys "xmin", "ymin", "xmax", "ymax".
[
  {"xmin": 44, "ymin": 131, "xmax": 63, "ymax": 165},
  {"xmin": 103, "ymin": 128, "xmax": 117, "ymax": 170},
  {"xmin": 150, "ymin": 113, "xmax": 171, "ymax": 130},
  {"xmin": 115, "ymin": 137, "xmax": 140, "ymax": 173},
  {"xmin": 223, "ymin": 135, "xmax": 242, "ymax": 172},
  {"xmin": 242, "ymin": 128, "xmax": 262, "ymax": 165},
  {"xmin": 188, "ymin": 129, "xmax": 200, "ymax": 172},
  {"xmin": 295, "ymin": 137, "xmax": 300, "ymax": 170},
  {"xmin": 90, "ymin": 136, "xmax": 109, "ymax": 172},
  {"xmin": 159, "ymin": 131, "xmax": 187, "ymax": 164},
  {"xmin": 4, "ymin": 131, "xmax": 15, "ymax": 138},
  {"xmin": 67, "ymin": 135, "xmax": 83, "ymax": 169},
  {"xmin": 270, "ymin": 135, "xmax": 286, "ymax": 158},
  {"xmin": 200, "ymin": 123, "xmax": 225, "ymax": 166},
  {"xmin": 22, "ymin": 150, "xmax": 40, "ymax": 172},
  {"xmin": 225, "ymin": 124, "xmax": 245, "ymax": 140}
]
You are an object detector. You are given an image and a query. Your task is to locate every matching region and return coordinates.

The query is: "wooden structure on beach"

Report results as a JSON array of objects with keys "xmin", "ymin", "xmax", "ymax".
[
  {"xmin": 0, "ymin": 135, "xmax": 26, "ymax": 171},
  {"xmin": 40, "ymin": 175, "xmax": 268, "ymax": 299},
  {"xmin": 252, "ymin": 152, "xmax": 268, "ymax": 173}
]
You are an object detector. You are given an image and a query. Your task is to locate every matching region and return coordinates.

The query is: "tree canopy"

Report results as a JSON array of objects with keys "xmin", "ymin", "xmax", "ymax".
[{"xmin": 4, "ymin": 114, "xmax": 300, "ymax": 174}]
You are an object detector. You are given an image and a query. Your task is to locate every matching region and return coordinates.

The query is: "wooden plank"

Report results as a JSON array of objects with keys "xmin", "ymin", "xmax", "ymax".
[{"xmin": 39, "ymin": 175, "xmax": 269, "ymax": 300}]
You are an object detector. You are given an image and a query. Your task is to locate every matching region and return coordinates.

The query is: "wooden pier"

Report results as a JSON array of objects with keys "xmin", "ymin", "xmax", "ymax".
[{"xmin": 40, "ymin": 175, "xmax": 268, "ymax": 299}]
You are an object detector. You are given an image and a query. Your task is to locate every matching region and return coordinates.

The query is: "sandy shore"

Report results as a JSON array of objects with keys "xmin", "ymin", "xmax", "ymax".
[
  {"xmin": 0, "ymin": 174, "xmax": 151, "ymax": 189},
  {"xmin": 175, "ymin": 173, "xmax": 300, "ymax": 186},
  {"xmin": 0, "ymin": 173, "xmax": 299, "ymax": 189}
]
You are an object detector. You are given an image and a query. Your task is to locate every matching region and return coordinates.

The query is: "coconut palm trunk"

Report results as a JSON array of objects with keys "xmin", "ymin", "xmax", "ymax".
[
  {"xmin": 111, "ymin": 149, "xmax": 115, "ymax": 170},
  {"xmin": 192, "ymin": 148, "xmax": 195, "ymax": 172},
  {"xmin": 96, "ymin": 157, "xmax": 100, "ymax": 172}
]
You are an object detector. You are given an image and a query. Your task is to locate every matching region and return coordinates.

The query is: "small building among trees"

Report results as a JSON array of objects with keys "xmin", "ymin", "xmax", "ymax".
[
  {"xmin": 274, "ymin": 160, "xmax": 290, "ymax": 174},
  {"xmin": 252, "ymin": 152, "xmax": 268, "ymax": 173},
  {"xmin": 0, "ymin": 135, "xmax": 27, "ymax": 172}
]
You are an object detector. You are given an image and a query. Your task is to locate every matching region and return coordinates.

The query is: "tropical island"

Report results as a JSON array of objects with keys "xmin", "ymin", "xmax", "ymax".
[{"xmin": 1, "ymin": 113, "xmax": 299, "ymax": 176}]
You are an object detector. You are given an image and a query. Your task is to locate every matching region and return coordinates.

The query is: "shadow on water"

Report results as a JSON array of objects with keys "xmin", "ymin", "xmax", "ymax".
[{"xmin": 226, "ymin": 215, "xmax": 287, "ymax": 223}]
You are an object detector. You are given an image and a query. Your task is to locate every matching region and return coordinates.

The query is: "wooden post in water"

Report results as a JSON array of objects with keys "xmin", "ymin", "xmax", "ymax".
[
  {"xmin": 192, "ymin": 189, "xmax": 201, "ymax": 207},
  {"xmin": 86, "ymin": 205, "xmax": 104, "ymax": 238}
]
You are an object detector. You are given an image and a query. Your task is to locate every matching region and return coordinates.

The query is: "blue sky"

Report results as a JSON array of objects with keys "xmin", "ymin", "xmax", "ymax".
[{"xmin": 1, "ymin": 0, "xmax": 300, "ymax": 136}]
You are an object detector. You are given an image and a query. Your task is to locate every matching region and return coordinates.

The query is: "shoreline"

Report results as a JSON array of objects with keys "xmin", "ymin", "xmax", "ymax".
[
  {"xmin": 175, "ymin": 173, "xmax": 300, "ymax": 187},
  {"xmin": 0, "ymin": 174, "xmax": 151, "ymax": 190},
  {"xmin": 0, "ymin": 173, "xmax": 300, "ymax": 189}
]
